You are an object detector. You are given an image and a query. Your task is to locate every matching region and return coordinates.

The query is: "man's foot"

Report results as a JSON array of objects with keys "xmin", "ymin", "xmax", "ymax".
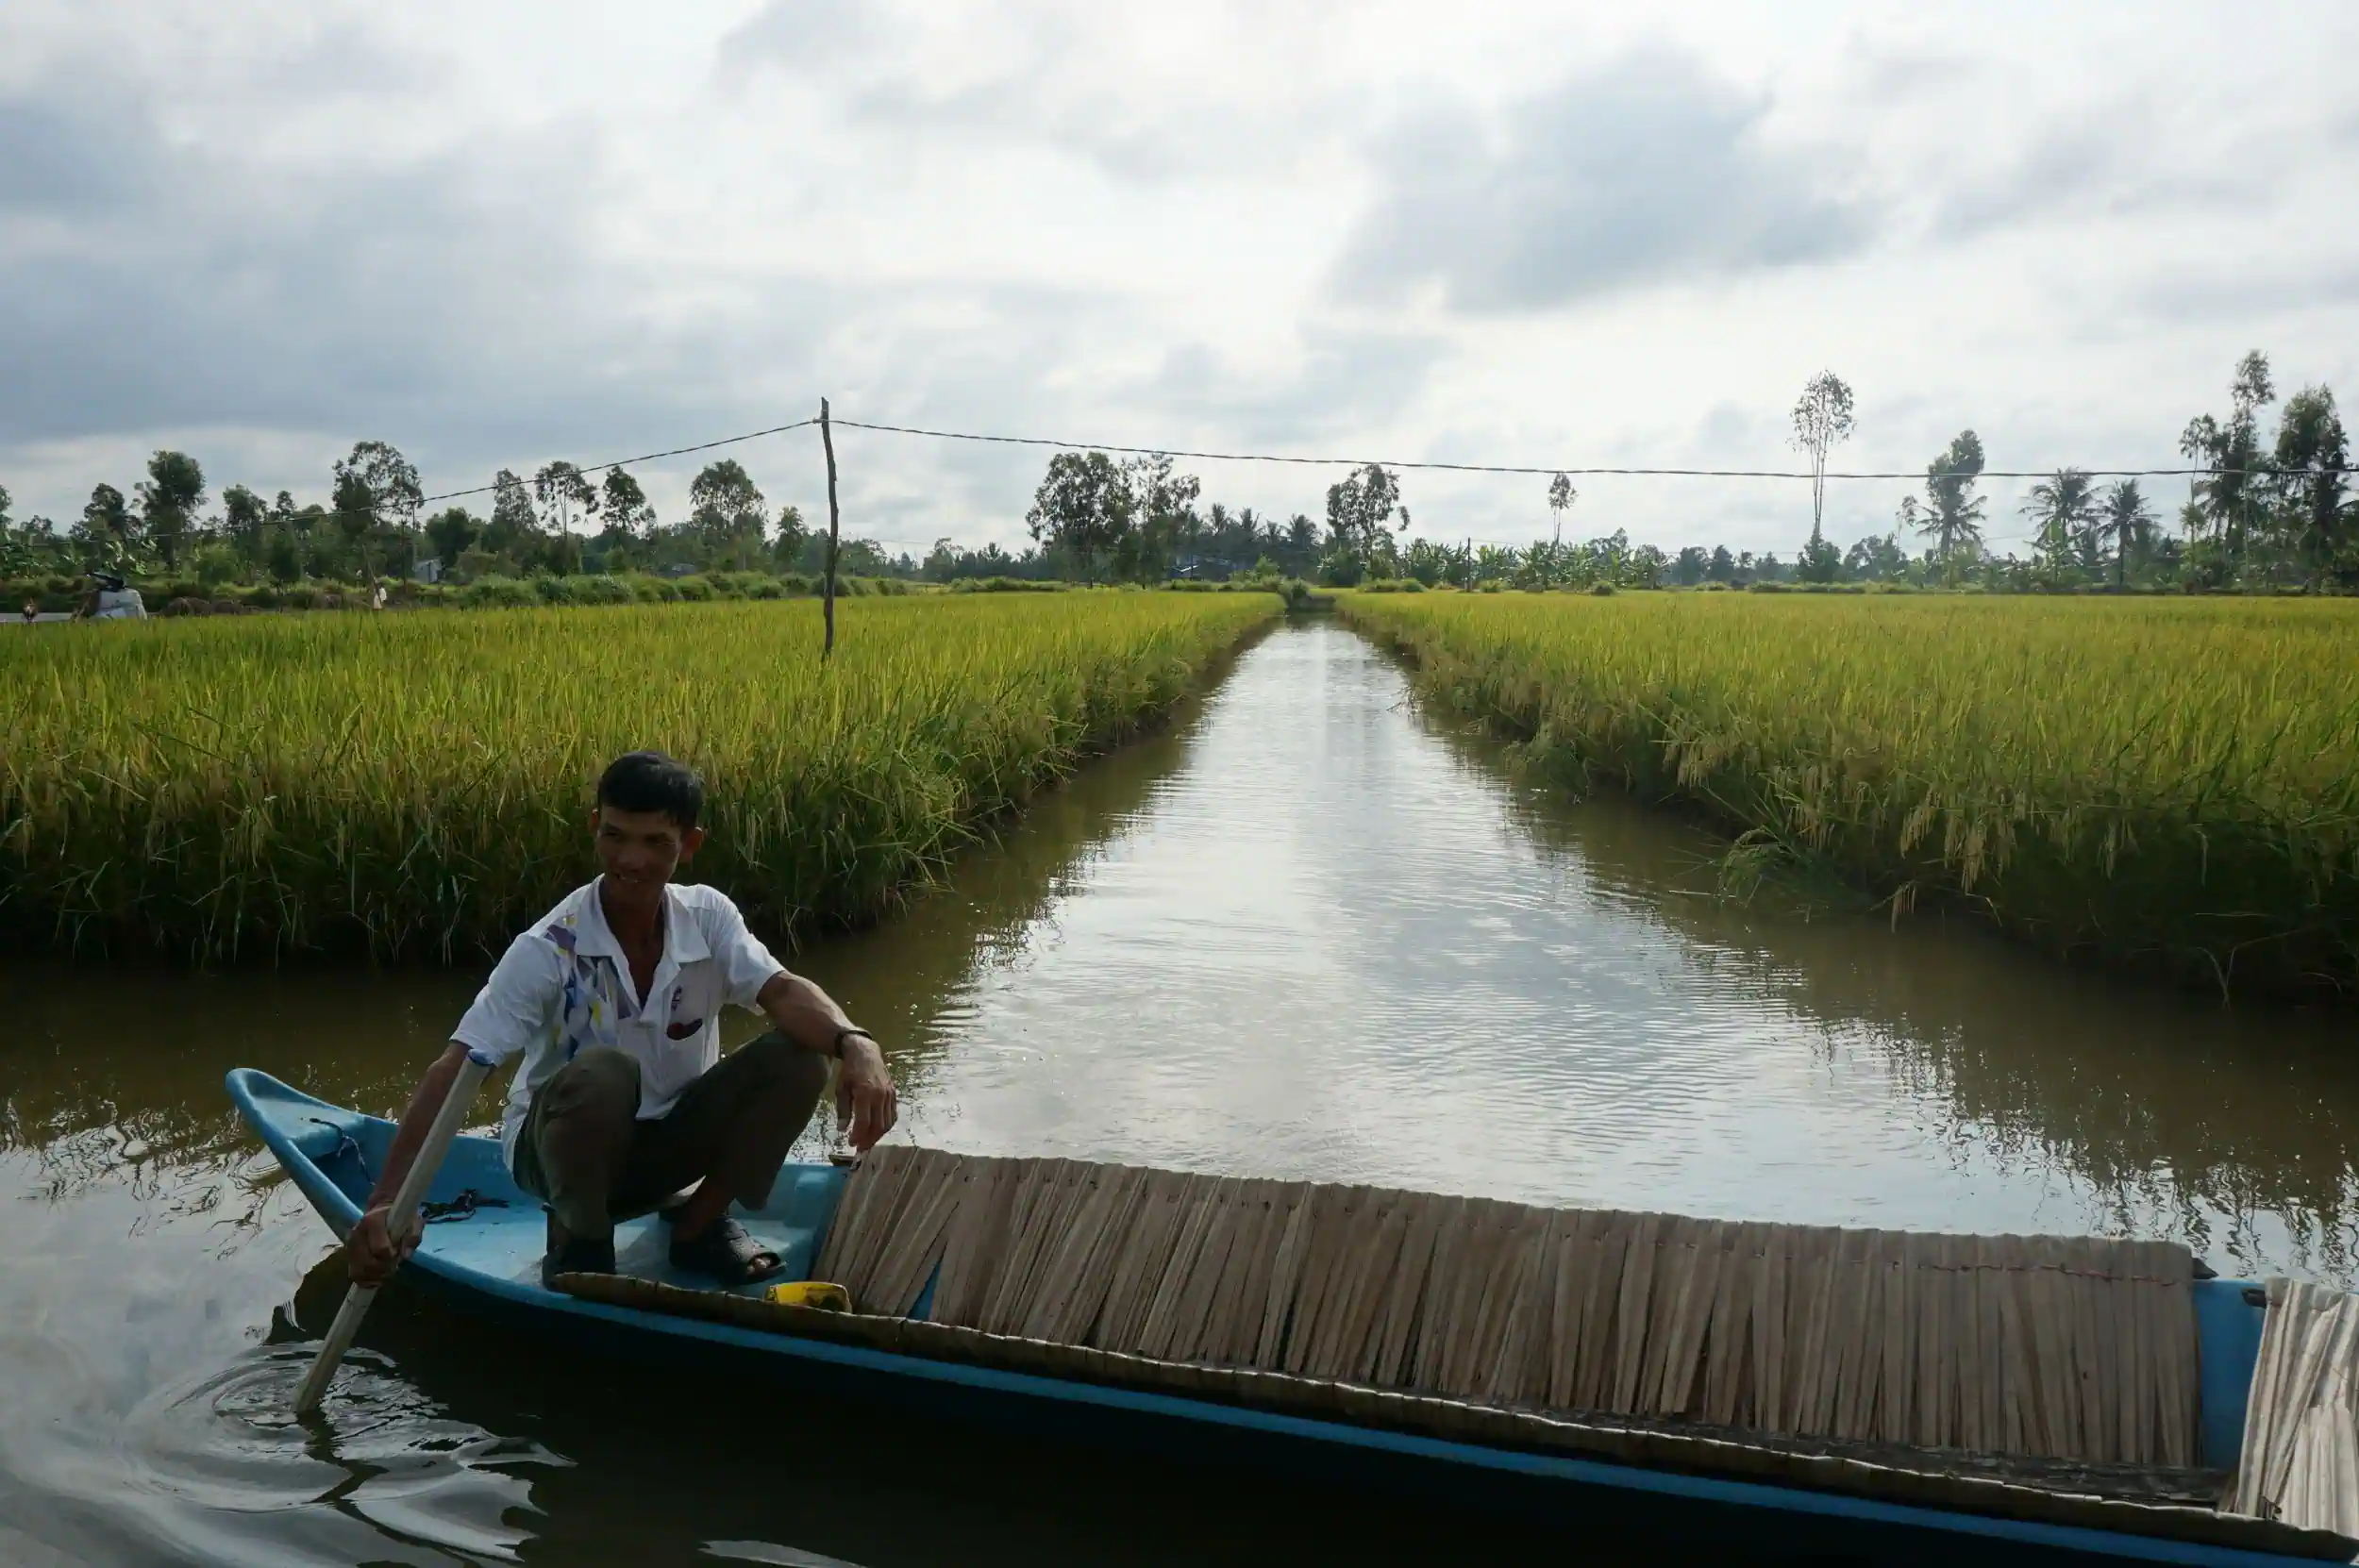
[
  {"xmin": 669, "ymin": 1215, "xmax": 782, "ymax": 1286},
  {"xmin": 541, "ymin": 1231, "xmax": 617, "ymax": 1290}
]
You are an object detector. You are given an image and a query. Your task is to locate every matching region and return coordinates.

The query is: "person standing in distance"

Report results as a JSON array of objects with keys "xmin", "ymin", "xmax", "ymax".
[{"xmin": 345, "ymin": 751, "xmax": 897, "ymax": 1288}]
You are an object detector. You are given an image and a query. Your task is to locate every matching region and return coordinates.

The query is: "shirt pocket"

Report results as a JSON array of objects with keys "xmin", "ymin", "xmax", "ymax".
[{"xmin": 661, "ymin": 961, "xmax": 725, "ymax": 1043}]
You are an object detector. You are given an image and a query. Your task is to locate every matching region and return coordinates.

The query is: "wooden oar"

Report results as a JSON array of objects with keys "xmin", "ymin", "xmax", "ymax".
[{"xmin": 293, "ymin": 1053, "xmax": 495, "ymax": 1415}]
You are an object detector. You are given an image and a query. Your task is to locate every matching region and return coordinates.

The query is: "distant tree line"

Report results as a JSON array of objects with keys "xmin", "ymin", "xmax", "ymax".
[
  {"xmin": 6, "ymin": 350, "xmax": 2348, "ymax": 597},
  {"xmin": 0, "ymin": 444, "xmax": 916, "ymax": 590},
  {"xmin": 993, "ymin": 450, "xmax": 1317, "ymax": 584},
  {"xmin": 1010, "ymin": 448, "xmax": 1668, "ymax": 590},
  {"xmin": 1765, "ymin": 354, "xmax": 2354, "ymax": 592}
]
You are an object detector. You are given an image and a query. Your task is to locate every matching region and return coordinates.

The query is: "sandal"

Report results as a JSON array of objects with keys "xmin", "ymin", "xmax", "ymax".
[
  {"xmin": 541, "ymin": 1233, "xmax": 617, "ymax": 1289},
  {"xmin": 669, "ymin": 1215, "xmax": 782, "ymax": 1285}
]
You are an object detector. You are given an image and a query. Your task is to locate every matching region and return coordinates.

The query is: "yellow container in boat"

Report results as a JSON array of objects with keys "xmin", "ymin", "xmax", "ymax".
[{"xmin": 764, "ymin": 1280, "xmax": 852, "ymax": 1312}]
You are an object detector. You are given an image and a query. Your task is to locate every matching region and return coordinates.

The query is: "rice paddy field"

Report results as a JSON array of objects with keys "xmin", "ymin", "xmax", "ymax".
[
  {"xmin": 0, "ymin": 592, "xmax": 1278, "ymax": 962},
  {"xmin": 1340, "ymin": 590, "xmax": 2359, "ymax": 997}
]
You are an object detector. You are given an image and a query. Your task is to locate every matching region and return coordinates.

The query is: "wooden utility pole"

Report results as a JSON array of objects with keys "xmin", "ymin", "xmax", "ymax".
[{"xmin": 820, "ymin": 398, "xmax": 841, "ymax": 659}]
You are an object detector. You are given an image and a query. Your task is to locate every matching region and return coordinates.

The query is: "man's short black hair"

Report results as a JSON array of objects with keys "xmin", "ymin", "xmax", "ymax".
[{"xmin": 596, "ymin": 751, "xmax": 703, "ymax": 829}]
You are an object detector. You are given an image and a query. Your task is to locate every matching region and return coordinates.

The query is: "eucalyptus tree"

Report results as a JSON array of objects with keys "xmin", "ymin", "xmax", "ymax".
[
  {"xmin": 2272, "ymin": 385, "xmax": 2351, "ymax": 587},
  {"xmin": 0, "ymin": 484, "xmax": 34, "ymax": 578},
  {"xmin": 598, "ymin": 466, "xmax": 656, "ymax": 537},
  {"xmin": 76, "ymin": 482, "xmax": 136, "ymax": 561},
  {"xmin": 136, "ymin": 449, "xmax": 206, "ymax": 570},
  {"xmin": 424, "ymin": 507, "xmax": 483, "ymax": 568},
  {"xmin": 687, "ymin": 459, "xmax": 768, "ymax": 569},
  {"xmin": 2179, "ymin": 351, "xmax": 2275, "ymax": 562},
  {"xmin": 1026, "ymin": 451, "xmax": 1132, "ymax": 580},
  {"xmin": 1116, "ymin": 452, "xmax": 1201, "ymax": 581},
  {"xmin": 1790, "ymin": 371, "xmax": 1856, "ymax": 552},
  {"xmin": 485, "ymin": 468, "xmax": 541, "ymax": 560},
  {"xmin": 533, "ymin": 460, "xmax": 598, "ymax": 542},
  {"xmin": 331, "ymin": 440, "xmax": 424, "ymax": 584},
  {"xmin": 1547, "ymin": 472, "xmax": 1576, "ymax": 547},
  {"xmin": 1326, "ymin": 463, "xmax": 1405, "ymax": 572},
  {"xmin": 221, "ymin": 484, "xmax": 267, "ymax": 559}
]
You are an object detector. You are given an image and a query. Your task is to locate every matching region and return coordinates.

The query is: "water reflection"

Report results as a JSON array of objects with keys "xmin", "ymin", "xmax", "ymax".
[
  {"xmin": 1470, "ymin": 743, "xmax": 2359, "ymax": 1282},
  {"xmin": 4, "ymin": 619, "xmax": 2356, "ymax": 1565},
  {"xmin": 793, "ymin": 622, "xmax": 2359, "ymax": 1283},
  {"xmin": 4, "ymin": 964, "xmax": 480, "ymax": 1201}
]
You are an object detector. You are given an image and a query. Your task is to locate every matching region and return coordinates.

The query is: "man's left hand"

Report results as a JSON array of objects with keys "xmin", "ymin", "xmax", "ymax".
[{"xmin": 837, "ymin": 1034, "xmax": 897, "ymax": 1152}]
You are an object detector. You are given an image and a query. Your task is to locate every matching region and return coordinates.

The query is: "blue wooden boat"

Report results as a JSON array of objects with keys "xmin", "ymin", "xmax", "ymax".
[{"xmin": 229, "ymin": 1067, "xmax": 2350, "ymax": 1566}]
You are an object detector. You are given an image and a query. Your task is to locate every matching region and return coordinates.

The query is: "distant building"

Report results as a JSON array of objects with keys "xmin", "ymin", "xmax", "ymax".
[{"xmin": 412, "ymin": 558, "xmax": 443, "ymax": 584}]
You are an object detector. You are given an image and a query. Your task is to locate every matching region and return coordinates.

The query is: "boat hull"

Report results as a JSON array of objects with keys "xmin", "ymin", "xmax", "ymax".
[{"xmin": 227, "ymin": 1068, "xmax": 2303, "ymax": 1567}]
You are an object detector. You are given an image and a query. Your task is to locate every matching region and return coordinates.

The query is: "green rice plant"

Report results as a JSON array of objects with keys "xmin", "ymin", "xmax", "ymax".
[
  {"xmin": 1341, "ymin": 591, "xmax": 2359, "ymax": 996},
  {"xmin": 948, "ymin": 577, "xmax": 1072, "ymax": 593},
  {"xmin": 1, "ymin": 593, "xmax": 1275, "ymax": 963}
]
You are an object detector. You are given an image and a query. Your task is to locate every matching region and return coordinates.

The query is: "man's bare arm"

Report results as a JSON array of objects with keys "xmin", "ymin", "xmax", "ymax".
[
  {"xmin": 755, "ymin": 971, "xmax": 897, "ymax": 1151},
  {"xmin": 343, "ymin": 1042, "xmax": 475, "ymax": 1286},
  {"xmin": 753, "ymin": 970, "xmax": 859, "ymax": 1053}
]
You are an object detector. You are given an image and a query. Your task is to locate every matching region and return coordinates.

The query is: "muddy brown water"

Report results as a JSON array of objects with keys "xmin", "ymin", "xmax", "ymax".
[{"xmin": 4, "ymin": 621, "xmax": 2353, "ymax": 1565}]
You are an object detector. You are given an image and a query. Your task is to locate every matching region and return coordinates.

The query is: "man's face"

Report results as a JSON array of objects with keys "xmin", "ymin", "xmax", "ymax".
[{"xmin": 591, "ymin": 805, "xmax": 705, "ymax": 897}]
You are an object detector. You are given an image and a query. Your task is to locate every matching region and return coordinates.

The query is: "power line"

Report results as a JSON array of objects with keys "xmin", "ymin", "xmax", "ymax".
[
  {"xmin": 55, "ymin": 416, "xmax": 828, "ymax": 533},
  {"xmin": 831, "ymin": 417, "xmax": 2335, "ymax": 482},
  {"xmin": 25, "ymin": 401, "xmax": 2333, "ymax": 542},
  {"xmin": 408, "ymin": 418, "xmax": 819, "ymax": 509}
]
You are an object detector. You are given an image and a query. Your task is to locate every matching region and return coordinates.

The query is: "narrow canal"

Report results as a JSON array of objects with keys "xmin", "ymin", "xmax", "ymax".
[{"xmin": 4, "ymin": 620, "xmax": 2352, "ymax": 1564}]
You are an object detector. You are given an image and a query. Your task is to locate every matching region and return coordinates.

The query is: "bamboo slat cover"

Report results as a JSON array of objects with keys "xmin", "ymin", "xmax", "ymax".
[
  {"xmin": 2227, "ymin": 1277, "xmax": 2359, "ymax": 1535},
  {"xmin": 811, "ymin": 1145, "xmax": 2203, "ymax": 1467}
]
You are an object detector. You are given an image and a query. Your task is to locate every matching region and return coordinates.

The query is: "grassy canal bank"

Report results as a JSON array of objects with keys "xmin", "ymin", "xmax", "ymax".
[
  {"xmin": 1340, "ymin": 590, "xmax": 2359, "ymax": 998},
  {"xmin": 1, "ymin": 592, "xmax": 1279, "ymax": 963}
]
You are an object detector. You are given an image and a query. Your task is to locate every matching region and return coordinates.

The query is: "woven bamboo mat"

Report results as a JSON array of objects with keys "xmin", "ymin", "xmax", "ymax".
[
  {"xmin": 811, "ymin": 1145, "xmax": 2203, "ymax": 1467},
  {"xmin": 2228, "ymin": 1277, "xmax": 2359, "ymax": 1534}
]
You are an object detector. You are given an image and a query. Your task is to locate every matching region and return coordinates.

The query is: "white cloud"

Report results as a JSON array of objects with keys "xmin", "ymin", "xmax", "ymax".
[
  {"xmin": 1337, "ymin": 50, "xmax": 1877, "ymax": 310},
  {"xmin": 2, "ymin": 0, "xmax": 2356, "ymax": 558}
]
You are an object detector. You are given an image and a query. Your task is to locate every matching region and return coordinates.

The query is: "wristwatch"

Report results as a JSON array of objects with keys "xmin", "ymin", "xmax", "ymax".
[{"xmin": 830, "ymin": 1026, "xmax": 875, "ymax": 1059}]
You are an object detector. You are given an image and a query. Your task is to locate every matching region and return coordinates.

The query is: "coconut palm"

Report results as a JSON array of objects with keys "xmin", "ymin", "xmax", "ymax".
[
  {"xmin": 2092, "ymin": 479, "xmax": 2159, "ymax": 591},
  {"xmin": 2022, "ymin": 468, "xmax": 2100, "ymax": 579},
  {"xmin": 1912, "ymin": 430, "xmax": 1988, "ymax": 577}
]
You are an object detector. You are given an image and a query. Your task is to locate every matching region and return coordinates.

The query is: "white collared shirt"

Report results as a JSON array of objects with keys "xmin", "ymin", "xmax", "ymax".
[{"xmin": 453, "ymin": 878, "xmax": 789, "ymax": 1167}]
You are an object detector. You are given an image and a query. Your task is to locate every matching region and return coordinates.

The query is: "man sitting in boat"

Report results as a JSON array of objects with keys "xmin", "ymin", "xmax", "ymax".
[{"xmin": 345, "ymin": 750, "xmax": 898, "ymax": 1289}]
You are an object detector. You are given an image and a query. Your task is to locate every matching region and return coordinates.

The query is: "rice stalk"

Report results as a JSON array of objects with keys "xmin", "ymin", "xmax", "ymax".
[
  {"xmin": 0, "ymin": 593, "xmax": 1276, "ymax": 963},
  {"xmin": 1342, "ymin": 590, "xmax": 2359, "ymax": 997}
]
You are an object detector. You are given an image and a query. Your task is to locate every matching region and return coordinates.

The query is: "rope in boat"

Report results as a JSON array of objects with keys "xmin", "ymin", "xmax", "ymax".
[
  {"xmin": 813, "ymin": 1146, "xmax": 2202, "ymax": 1467},
  {"xmin": 2229, "ymin": 1278, "xmax": 2359, "ymax": 1533}
]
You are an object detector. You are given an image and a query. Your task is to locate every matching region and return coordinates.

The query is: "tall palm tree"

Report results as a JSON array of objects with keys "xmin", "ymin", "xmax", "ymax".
[
  {"xmin": 1911, "ymin": 430, "xmax": 1988, "ymax": 579},
  {"xmin": 2022, "ymin": 468, "xmax": 2100, "ymax": 578},
  {"xmin": 2093, "ymin": 479, "xmax": 2158, "ymax": 591},
  {"xmin": 2178, "ymin": 351, "xmax": 2275, "ymax": 561}
]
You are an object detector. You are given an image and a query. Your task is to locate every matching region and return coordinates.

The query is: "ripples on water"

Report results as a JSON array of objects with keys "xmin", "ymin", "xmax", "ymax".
[{"xmin": 3, "ymin": 619, "xmax": 2353, "ymax": 1564}]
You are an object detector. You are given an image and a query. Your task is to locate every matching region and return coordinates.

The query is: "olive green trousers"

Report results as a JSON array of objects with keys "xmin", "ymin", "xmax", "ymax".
[{"xmin": 512, "ymin": 1031, "xmax": 828, "ymax": 1243}]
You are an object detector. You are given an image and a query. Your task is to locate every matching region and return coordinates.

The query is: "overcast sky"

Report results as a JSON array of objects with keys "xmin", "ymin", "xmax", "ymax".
[{"xmin": 5, "ymin": 0, "xmax": 2356, "ymax": 558}]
